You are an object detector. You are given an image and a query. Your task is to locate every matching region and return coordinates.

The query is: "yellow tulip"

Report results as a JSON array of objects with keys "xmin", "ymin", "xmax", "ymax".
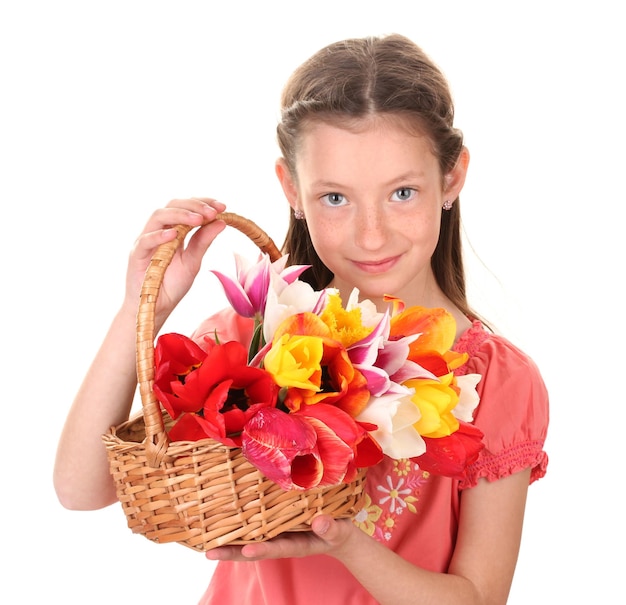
[
  {"xmin": 263, "ymin": 333, "xmax": 323, "ymax": 390},
  {"xmin": 405, "ymin": 373, "xmax": 460, "ymax": 438}
]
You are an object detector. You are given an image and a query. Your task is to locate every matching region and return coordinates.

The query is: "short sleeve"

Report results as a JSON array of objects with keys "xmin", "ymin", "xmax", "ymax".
[{"xmin": 455, "ymin": 328, "xmax": 549, "ymax": 489}]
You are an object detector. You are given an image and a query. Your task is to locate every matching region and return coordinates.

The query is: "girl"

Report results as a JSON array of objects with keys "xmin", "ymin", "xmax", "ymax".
[{"xmin": 54, "ymin": 34, "xmax": 549, "ymax": 605}]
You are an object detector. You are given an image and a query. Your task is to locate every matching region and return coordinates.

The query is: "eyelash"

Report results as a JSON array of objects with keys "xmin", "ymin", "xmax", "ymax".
[
  {"xmin": 391, "ymin": 188, "xmax": 417, "ymax": 202},
  {"xmin": 321, "ymin": 193, "xmax": 346, "ymax": 207},
  {"xmin": 320, "ymin": 187, "xmax": 417, "ymax": 207}
]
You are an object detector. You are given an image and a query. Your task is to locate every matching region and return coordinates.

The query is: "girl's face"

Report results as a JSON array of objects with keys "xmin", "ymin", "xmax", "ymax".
[{"xmin": 277, "ymin": 117, "xmax": 467, "ymax": 309}]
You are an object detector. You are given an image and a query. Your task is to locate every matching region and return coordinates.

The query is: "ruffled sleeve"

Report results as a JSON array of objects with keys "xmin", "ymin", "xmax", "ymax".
[{"xmin": 454, "ymin": 322, "xmax": 549, "ymax": 489}]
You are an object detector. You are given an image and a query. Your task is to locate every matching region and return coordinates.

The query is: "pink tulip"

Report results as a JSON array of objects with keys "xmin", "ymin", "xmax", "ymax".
[{"xmin": 211, "ymin": 253, "xmax": 309, "ymax": 319}]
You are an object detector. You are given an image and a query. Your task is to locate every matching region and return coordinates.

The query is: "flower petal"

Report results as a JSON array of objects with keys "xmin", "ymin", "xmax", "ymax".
[
  {"xmin": 241, "ymin": 408, "xmax": 318, "ymax": 490},
  {"xmin": 210, "ymin": 269, "xmax": 256, "ymax": 317},
  {"xmin": 415, "ymin": 421, "xmax": 485, "ymax": 479},
  {"xmin": 298, "ymin": 403, "xmax": 382, "ymax": 482},
  {"xmin": 405, "ymin": 374, "xmax": 460, "ymax": 438},
  {"xmin": 263, "ymin": 333, "xmax": 323, "ymax": 390},
  {"xmin": 302, "ymin": 415, "xmax": 353, "ymax": 486},
  {"xmin": 357, "ymin": 392, "xmax": 426, "ymax": 459},
  {"xmin": 168, "ymin": 413, "xmax": 211, "ymax": 442},
  {"xmin": 390, "ymin": 306, "xmax": 456, "ymax": 356},
  {"xmin": 452, "ymin": 373, "xmax": 482, "ymax": 422},
  {"xmin": 263, "ymin": 280, "xmax": 324, "ymax": 343}
]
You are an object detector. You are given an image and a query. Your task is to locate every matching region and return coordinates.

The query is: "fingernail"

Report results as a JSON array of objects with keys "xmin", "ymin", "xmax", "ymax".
[{"xmin": 314, "ymin": 518, "xmax": 330, "ymax": 536}]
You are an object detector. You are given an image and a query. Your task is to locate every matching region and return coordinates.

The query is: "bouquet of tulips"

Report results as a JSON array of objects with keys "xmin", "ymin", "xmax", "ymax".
[{"xmin": 152, "ymin": 253, "xmax": 484, "ymax": 491}]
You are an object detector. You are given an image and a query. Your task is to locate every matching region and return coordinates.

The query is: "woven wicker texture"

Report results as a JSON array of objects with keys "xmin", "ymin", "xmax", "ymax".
[{"xmin": 103, "ymin": 213, "xmax": 367, "ymax": 551}]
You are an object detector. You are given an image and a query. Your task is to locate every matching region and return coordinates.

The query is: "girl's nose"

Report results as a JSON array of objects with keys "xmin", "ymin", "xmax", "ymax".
[{"xmin": 353, "ymin": 205, "xmax": 389, "ymax": 251}]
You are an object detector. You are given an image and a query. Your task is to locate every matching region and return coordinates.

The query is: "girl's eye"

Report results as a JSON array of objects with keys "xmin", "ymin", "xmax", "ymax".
[
  {"xmin": 321, "ymin": 193, "xmax": 346, "ymax": 207},
  {"xmin": 391, "ymin": 188, "xmax": 416, "ymax": 202}
]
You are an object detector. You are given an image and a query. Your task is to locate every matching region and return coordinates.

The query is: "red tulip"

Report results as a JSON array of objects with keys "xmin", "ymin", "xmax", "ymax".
[
  {"xmin": 241, "ymin": 407, "xmax": 322, "ymax": 490},
  {"xmin": 413, "ymin": 421, "xmax": 485, "ymax": 479},
  {"xmin": 154, "ymin": 335, "xmax": 278, "ymax": 445}
]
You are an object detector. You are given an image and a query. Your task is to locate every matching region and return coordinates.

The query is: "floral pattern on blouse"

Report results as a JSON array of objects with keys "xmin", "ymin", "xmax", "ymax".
[{"xmin": 353, "ymin": 459, "xmax": 430, "ymax": 542}]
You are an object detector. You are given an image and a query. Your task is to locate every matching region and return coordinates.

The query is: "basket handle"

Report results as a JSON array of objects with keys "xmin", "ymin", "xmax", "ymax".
[{"xmin": 136, "ymin": 212, "xmax": 283, "ymax": 466}]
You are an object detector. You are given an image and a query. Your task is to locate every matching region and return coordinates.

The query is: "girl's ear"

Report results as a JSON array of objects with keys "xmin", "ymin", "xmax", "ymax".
[
  {"xmin": 275, "ymin": 158, "xmax": 299, "ymax": 211},
  {"xmin": 444, "ymin": 147, "xmax": 470, "ymax": 200}
]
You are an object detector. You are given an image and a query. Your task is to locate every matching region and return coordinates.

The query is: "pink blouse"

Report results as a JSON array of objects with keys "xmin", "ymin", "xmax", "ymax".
[{"xmin": 193, "ymin": 311, "xmax": 549, "ymax": 605}]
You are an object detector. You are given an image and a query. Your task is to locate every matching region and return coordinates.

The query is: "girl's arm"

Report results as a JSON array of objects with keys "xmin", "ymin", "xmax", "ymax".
[
  {"xmin": 207, "ymin": 469, "xmax": 531, "ymax": 605},
  {"xmin": 337, "ymin": 470, "xmax": 531, "ymax": 605},
  {"xmin": 53, "ymin": 198, "xmax": 226, "ymax": 510}
]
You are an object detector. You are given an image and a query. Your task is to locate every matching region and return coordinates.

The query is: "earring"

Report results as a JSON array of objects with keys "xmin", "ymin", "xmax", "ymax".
[
  {"xmin": 294, "ymin": 208, "xmax": 305, "ymax": 220},
  {"xmin": 442, "ymin": 200, "xmax": 453, "ymax": 211}
]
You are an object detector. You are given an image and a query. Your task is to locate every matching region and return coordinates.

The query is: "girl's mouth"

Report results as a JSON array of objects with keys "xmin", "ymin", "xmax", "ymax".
[{"xmin": 352, "ymin": 256, "xmax": 401, "ymax": 274}]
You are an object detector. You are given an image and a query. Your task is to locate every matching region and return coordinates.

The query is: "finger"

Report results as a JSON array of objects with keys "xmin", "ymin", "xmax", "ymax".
[
  {"xmin": 165, "ymin": 197, "xmax": 226, "ymax": 220},
  {"xmin": 189, "ymin": 197, "xmax": 227, "ymax": 213},
  {"xmin": 311, "ymin": 514, "xmax": 333, "ymax": 538},
  {"xmin": 164, "ymin": 197, "xmax": 223, "ymax": 211},
  {"xmin": 141, "ymin": 208, "xmax": 205, "ymax": 236},
  {"xmin": 130, "ymin": 227, "xmax": 180, "ymax": 263},
  {"xmin": 143, "ymin": 199, "xmax": 224, "ymax": 234},
  {"xmin": 238, "ymin": 529, "xmax": 325, "ymax": 560},
  {"xmin": 205, "ymin": 545, "xmax": 247, "ymax": 561},
  {"xmin": 311, "ymin": 515, "xmax": 353, "ymax": 547},
  {"xmin": 183, "ymin": 218, "xmax": 227, "ymax": 260}
]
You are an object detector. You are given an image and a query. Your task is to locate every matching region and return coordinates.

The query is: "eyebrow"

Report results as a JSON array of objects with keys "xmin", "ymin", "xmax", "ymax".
[{"xmin": 311, "ymin": 171, "xmax": 427, "ymax": 191}]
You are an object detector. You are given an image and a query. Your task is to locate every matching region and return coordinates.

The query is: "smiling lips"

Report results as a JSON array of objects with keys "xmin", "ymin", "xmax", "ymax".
[{"xmin": 352, "ymin": 255, "xmax": 401, "ymax": 274}]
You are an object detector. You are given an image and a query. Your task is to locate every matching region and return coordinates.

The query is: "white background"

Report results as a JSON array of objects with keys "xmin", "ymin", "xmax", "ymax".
[{"xmin": 1, "ymin": 1, "xmax": 623, "ymax": 603}]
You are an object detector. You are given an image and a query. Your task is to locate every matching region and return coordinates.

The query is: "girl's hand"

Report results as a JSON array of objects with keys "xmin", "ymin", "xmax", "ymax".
[
  {"xmin": 125, "ymin": 198, "xmax": 227, "ymax": 325},
  {"xmin": 205, "ymin": 515, "xmax": 360, "ymax": 562}
]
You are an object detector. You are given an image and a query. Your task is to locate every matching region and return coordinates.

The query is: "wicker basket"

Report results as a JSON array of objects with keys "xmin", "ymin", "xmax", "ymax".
[{"xmin": 102, "ymin": 212, "xmax": 368, "ymax": 552}]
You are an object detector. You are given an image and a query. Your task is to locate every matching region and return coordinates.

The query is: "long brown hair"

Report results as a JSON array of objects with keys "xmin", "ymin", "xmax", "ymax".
[{"xmin": 277, "ymin": 34, "xmax": 477, "ymax": 320}]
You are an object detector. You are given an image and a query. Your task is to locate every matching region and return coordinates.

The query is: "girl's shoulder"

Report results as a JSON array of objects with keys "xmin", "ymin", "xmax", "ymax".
[
  {"xmin": 454, "ymin": 320, "xmax": 550, "ymax": 487},
  {"xmin": 454, "ymin": 320, "xmax": 544, "ymax": 384}
]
